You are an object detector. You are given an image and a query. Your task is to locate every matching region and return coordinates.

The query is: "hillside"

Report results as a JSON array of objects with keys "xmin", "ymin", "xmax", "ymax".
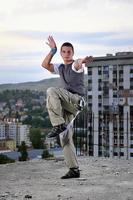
[
  {"xmin": 0, "ymin": 75, "xmax": 88, "ymax": 92},
  {"xmin": 0, "ymin": 78, "xmax": 61, "ymax": 92}
]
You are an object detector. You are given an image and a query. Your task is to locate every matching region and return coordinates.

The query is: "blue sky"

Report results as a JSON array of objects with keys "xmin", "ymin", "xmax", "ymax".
[{"xmin": 0, "ymin": 0, "xmax": 133, "ymax": 84}]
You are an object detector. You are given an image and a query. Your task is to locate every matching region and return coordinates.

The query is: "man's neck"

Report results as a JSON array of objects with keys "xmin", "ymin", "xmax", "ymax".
[{"xmin": 64, "ymin": 59, "xmax": 73, "ymax": 65}]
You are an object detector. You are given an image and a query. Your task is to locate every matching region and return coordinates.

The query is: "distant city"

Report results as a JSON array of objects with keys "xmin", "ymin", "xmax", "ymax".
[
  {"xmin": 0, "ymin": 90, "xmax": 52, "ymax": 153},
  {"xmin": 1, "ymin": 52, "xmax": 133, "ymax": 160}
]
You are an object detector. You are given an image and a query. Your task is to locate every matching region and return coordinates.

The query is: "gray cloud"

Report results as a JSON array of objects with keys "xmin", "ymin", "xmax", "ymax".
[
  {"xmin": 2, "ymin": 30, "xmax": 133, "ymax": 47},
  {"xmin": 110, "ymin": 0, "xmax": 133, "ymax": 4},
  {"xmin": 16, "ymin": 0, "xmax": 133, "ymax": 15},
  {"xmin": 9, "ymin": 0, "xmax": 92, "ymax": 16},
  {"xmin": 1, "ymin": 0, "xmax": 133, "ymax": 84},
  {"xmin": 2, "ymin": 51, "xmax": 42, "ymax": 59},
  {"xmin": 1, "ymin": 29, "xmax": 133, "ymax": 84}
]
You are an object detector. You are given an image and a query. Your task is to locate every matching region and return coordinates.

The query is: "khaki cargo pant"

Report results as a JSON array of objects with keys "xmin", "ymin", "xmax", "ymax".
[{"xmin": 46, "ymin": 87, "xmax": 81, "ymax": 169}]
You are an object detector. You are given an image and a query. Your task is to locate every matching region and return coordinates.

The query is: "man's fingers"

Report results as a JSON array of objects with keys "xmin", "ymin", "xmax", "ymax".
[
  {"xmin": 45, "ymin": 42, "xmax": 50, "ymax": 47},
  {"xmin": 46, "ymin": 35, "xmax": 56, "ymax": 48},
  {"xmin": 48, "ymin": 35, "xmax": 55, "ymax": 43},
  {"xmin": 85, "ymin": 56, "xmax": 93, "ymax": 63}
]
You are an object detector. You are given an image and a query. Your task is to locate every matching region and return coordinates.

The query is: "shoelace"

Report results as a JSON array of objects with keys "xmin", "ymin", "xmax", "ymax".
[{"xmin": 51, "ymin": 126, "xmax": 59, "ymax": 132}]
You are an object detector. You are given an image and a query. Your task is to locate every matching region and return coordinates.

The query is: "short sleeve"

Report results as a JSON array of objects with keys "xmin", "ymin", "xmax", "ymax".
[
  {"xmin": 72, "ymin": 61, "xmax": 84, "ymax": 73},
  {"xmin": 52, "ymin": 63, "xmax": 61, "ymax": 74}
]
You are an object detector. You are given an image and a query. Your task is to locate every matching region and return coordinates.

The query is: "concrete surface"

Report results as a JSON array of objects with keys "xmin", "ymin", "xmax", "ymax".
[{"xmin": 0, "ymin": 156, "xmax": 133, "ymax": 200}]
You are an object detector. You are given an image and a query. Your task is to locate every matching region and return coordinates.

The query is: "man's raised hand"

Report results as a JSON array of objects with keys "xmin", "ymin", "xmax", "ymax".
[{"xmin": 46, "ymin": 36, "xmax": 57, "ymax": 49}]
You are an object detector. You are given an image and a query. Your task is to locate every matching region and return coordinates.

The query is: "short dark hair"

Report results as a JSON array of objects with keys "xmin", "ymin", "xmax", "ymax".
[{"xmin": 61, "ymin": 42, "xmax": 74, "ymax": 53}]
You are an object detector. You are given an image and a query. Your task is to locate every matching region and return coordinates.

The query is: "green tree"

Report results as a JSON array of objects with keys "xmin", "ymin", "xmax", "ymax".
[
  {"xmin": 42, "ymin": 143, "xmax": 54, "ymax": 159},
  {"xmin": 29, "ymin": 128, "xmax": 44, "ymax": 149},
  {"xmin": 18, "ymin": 141, "xmax": 28, "ymax": 161},
  {"xmin": 0, "ymin": 154, "xmax": 15, "ymax": 164}
]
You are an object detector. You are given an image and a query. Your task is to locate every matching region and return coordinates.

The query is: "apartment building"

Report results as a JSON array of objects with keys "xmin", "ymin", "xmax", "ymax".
[
  {"xmin": 8, "ymin": 122, "xmax": 17, "ymax": 140},
  {"xmin": 0, "ymin": 122, "xmax": 5, "ymax": 140},
  {"xmin": 0, "ymin": 120, "xmax": 31, "ymax": 149},
  {"xmin": 0, "ymin": 139, "xmax": 16, "ymax": 151},
  {"xmin": 86, "ymin": 52, "xmax": 133, "ymax": 159},
  {"xmin": 17, "ymin": 124, "xmax": 31, "ymax": 147}
]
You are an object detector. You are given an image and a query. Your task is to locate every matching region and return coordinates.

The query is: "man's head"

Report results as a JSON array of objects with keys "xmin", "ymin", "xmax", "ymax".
[
  {"xmin": 61, "ymin": 42, "xmax": 74, "ymax": 53},
  {"xmin": 60, "ymin": 42, "xmax": 74, "ymax": 64}
]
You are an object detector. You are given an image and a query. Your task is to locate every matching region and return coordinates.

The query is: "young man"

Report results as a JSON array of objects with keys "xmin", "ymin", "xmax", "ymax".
[{"xmin": 42, "ymin": 35, "xmax": 93, "ymax": 179}]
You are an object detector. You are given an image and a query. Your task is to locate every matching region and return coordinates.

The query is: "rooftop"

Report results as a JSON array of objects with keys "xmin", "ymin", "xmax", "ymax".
[
  {"xmin": 0, "ymin": 156, "xmax": 133, "ymax": 200},
  {"xmin": 86, "ymin": 52, "xmax": 133, "ymax": 67}
]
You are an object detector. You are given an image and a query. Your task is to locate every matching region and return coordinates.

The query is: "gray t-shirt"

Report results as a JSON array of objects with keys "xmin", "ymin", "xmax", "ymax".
[{"xmin": 53, "ymin": 62, "xmax": 85, "ymax": 96}]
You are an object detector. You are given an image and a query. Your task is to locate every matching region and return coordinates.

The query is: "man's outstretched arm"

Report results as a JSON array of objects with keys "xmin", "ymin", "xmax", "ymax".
[
  {"xmin": 41, "ymin": 36, "xmax": 57, "ymax": 73},
  {"xmin": 74, "ymin": 56, "xmax": 93, "ymax": 71}
]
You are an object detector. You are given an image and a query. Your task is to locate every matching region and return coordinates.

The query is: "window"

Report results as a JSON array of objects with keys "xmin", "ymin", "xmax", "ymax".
[
  {"xmin": 88, "ymin": 95, "xmax": 92, "ymax": 103},
  {"xmin": 130, "ymin": 135, "xmax": 133, "ymax": 140},
  {"xmin": 98, "ymin": 66, "xmax": 102, "ymax": 76},
  {"xmin": 130, "ymin": 69, "xmax": 133, "ymax": 73},
  {"xmin": 88, "ymin": 69, "xmax": 92, "ymax": 75},
  {"xmin": 119, "ymin": 65, "xmax": 123, "ymax": 70},
  {"xmin": 130, "ymin": 122, "xmax": 133, "ymax": 129},
  {"xmin": 88, "ymin": 79, "xmax": 92, "ymax": 84},
  {"xmin": 88, "ymin": 83, "xmax": 92, "ymax": 91},
  {"xmin": 114, "ymin": 131, "xmax": 117, "ymax": 137},
  {"xmin": 103, "ymin": 65, "xmax": 109, "ymax": 70},
  {"xmin": 130, "ymin": 153, "xmax": 133, "ymax": 157},
  {"xmin": 120, "ymin": 152, "xmax": 124, "ymax": 156}
]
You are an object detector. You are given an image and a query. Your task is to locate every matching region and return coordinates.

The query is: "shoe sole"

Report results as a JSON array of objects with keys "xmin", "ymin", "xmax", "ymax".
[{"xmin": 47, "ymin": 110, "xmax": 81, "ymax": 139}]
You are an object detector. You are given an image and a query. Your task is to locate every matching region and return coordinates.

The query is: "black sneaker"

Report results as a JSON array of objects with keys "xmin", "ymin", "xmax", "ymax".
[
  {"xmin": 61, "ymin": 168, "xmax": 80, "ymax": 179},
  {"xmin": 47, "ymin": 123, "xmax": 67, "ymax": 138}
]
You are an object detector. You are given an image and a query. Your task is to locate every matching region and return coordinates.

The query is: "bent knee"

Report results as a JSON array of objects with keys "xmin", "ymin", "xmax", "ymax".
[{"xmin": 46, "ymin": 87, "xmax": 57, "ymax": 96}]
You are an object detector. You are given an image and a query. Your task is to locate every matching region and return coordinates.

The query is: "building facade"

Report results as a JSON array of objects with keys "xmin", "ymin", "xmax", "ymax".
[
  {"xmin": 0, "ymin": 122, "xmax": 5, "ymax": 140},
  {"xmin": 86, "ymin": 52, "xmax": 133, "ymax": 159},
  {"xmin": 0, "ymin": 120, "xmax": 31, "ymax": 150},
  {"xmin": 17, "ymin": 124, "xmax": 31, "ymax": 147}
]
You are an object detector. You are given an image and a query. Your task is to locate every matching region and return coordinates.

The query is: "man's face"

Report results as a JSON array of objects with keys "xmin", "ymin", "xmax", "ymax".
[{"xmin": 60, "ymin": 46, "xmax": 74, "ymax": 63}]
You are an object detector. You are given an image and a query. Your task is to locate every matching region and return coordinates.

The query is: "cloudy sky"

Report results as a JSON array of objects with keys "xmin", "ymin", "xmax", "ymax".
[{"xmin": 0, "ymin": 0, "xmax": 133, "ymax": 84}]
